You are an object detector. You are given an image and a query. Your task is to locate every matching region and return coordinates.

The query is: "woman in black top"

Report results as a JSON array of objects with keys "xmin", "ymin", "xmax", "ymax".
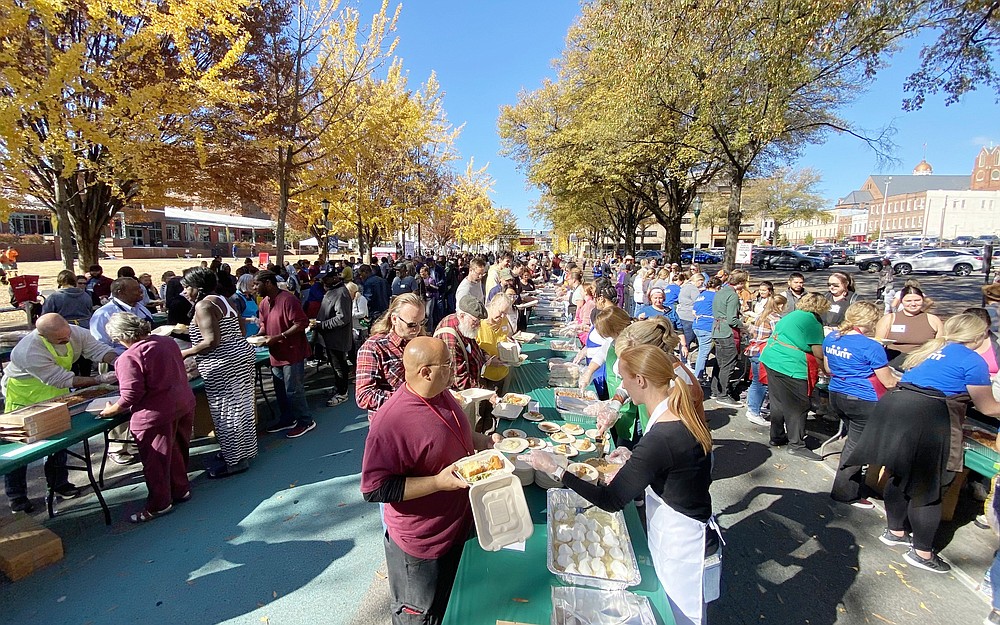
[{"xmin": 530, "ymin": 344, "xmax": 719, "ymax": 625}]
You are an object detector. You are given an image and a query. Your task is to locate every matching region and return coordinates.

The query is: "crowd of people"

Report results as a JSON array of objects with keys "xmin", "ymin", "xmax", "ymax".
[{"xmin": 7, "ymin": 247, "xmax": 1000, "ymax": 625}]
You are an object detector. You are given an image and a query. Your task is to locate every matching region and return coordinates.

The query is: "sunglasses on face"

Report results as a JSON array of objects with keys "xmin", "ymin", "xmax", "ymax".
[{"xmin": 395, "ymin": 315, "xmax": 423, "ymax": 330}]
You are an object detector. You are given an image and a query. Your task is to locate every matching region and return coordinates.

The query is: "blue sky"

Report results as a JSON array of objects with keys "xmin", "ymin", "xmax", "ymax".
[{"xmin": 390, "ymin": 2, "xmax": 998, "ymax": 227}]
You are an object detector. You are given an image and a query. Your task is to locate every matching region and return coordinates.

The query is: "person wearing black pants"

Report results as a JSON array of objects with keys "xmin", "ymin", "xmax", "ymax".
[
  {"xmin": 766, "ymin": 368, "xmax": 810, "ymax": 451},
  {"xmin": 828, "ymin": 393, "xmax": 877, "ymax": 503},
  {"xmin": 710, "ymin": 270, "xmax": 745, "ymax": 406},
  {"xmin": 315, "ymin": 273, "xmax": 354, "ymax": 407}
]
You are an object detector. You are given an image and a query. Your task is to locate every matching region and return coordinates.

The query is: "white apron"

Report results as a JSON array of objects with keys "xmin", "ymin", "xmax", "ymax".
[{"xmin": 644, "ymin": 400, "xmax": 723, "ymax": 625}]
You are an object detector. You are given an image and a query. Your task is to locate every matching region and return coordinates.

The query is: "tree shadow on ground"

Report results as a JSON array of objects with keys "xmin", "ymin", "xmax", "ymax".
[
  {"xmin": 711, "ymin": 439, "xmax": 772, "ymax": 481},
  {"xmin": 709, "ymin": 486, "xmax": 860, "ymax": 625}
]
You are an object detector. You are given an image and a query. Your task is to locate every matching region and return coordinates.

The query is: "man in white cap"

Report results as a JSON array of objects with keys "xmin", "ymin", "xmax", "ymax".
[{"xmin": 434, "ymin": 295, "xmax": 490, "ymax": 391}]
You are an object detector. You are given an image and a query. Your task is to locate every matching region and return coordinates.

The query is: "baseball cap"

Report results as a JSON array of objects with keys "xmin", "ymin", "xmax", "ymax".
[{"xmin": 458, "ymin": 295, "xmax": 488, "ymax": 319}]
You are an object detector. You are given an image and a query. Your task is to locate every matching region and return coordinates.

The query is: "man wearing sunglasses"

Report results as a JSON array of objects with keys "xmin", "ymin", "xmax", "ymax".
[{"xmin": 356, "ymin": 293, "xmax": 426, "ymax": 420}]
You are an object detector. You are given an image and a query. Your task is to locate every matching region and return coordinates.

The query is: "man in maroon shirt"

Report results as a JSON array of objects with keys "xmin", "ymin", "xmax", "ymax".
[
  {"xmin": 255, "ymin": 270, "xmax": 315, "ymax": 438},
  {"xmin": 361, "ymin": 337, "xmax": 499, "ymax": 625}
]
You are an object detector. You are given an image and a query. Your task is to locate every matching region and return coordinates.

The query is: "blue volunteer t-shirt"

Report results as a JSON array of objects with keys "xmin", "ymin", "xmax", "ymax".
[
  {"xmin": 636, "ymin": 304, "xmax": 669, "ymax": 320},
  {"xmin": 664, "ymin": 284, "xmax": 681, "ymax": 306},
  {"xmin": 901, "ymin": 342, "xmax": 991, "ymax": 395},
  {"xmin": 692, "ymin": 291, "xmax": 716, "ymax": 332},
  {"xmin": 822, "ymin": 332, "xmax": 889, "ymax": 402}
]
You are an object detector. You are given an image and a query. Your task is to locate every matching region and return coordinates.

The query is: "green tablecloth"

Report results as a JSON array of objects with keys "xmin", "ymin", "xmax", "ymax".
[
  {"xmin": 442, "ymin": 326, "xmax": 674, "ymax": 625},
  {"xmin": 0, "ymin": 410, "xmax": 130, "ymax": 475},
  {"xmin": 966, "ymin": 448, "xmax": 999, "ymax": 477}
]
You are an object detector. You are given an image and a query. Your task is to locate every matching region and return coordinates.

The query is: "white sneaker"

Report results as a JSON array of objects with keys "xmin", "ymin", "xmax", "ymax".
[
  {"xmin": 746, "ymin": 412, "xmax": 769, "ymax": 427},
  {"xmin": 326, "ymin": 395, "xmax": 347, "ymax": 407}
]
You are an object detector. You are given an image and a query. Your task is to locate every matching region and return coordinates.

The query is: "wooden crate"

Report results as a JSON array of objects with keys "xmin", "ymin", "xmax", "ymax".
[
  {"xmin": 0, "ymin": 514, "xmax": 63, "ymax": 581},
  {"xmin": 0, "ymin": 402, "xmax": 70, "ymax": 443}
]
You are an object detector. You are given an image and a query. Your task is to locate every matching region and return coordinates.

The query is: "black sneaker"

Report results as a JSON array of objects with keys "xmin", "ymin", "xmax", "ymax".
[
  {"xmin": 52, "ymin": 483, "xmax": 81, "ymax": 500},
  {"xmin": 9, "ymin": 496, "xmax": 33, "ymax": 513},
  {"xmin": 715, "ymin": 397, "xmax": 744, "ymax": 409},
  {"xmin": 768, "ymin": 437, "xmax": 789, "ymax": 447},
  {"xmin": 904, "ymin": 549, "xmax": 951, "ymax": 573},
  {"xmin": 286, "ymin": 421, "xmax": 317, "ymax": 439},
  {"xmin": 878, "ymin": 529, "xmax": 911, "ymax": 547},
  {"xmin": 265, "ymin": 420, "xmax": 296, "ymax": 433}
]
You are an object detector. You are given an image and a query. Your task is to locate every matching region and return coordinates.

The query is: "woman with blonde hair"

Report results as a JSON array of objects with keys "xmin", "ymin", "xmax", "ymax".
[
  {"xmin": 744, "ymin": 294, "xmax": 787, "ymax": 426},
  {"xmin": 597, "ymin": 317, "xmax": 704, "ymax": 444},
  {"xmin": 821, "ymin": 301, "xmax": 898, "ymax": 508},
  {"xmin": 530, "ymin": 344, "xmax": 720, "ymax": 625},
  {"xmin": 477, "ymin": 294, "xmax": 514, "ymax": 395},
  {"xmin": 847, "ymin": 313, "xmax": 1000, "ymax": 573},
  {"xmin": 758, "ymin": 293, "xmax": 830, "ymax": 460},
  {"xmin": 577, "ymin": 305, "xmax": 632, "ymax": 393}
]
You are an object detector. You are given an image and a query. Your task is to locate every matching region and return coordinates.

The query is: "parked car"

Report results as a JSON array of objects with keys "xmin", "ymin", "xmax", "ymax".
[
  {"xmin": 856, "ymin": 251, "xmax": 888, "ymax": 273},
  {"xmin": 952, "ymin": 235, "xmax": 975, "ymax": 246},
  {"xmin": 635, "ymin": 250, "xmax": 663, "ymax": 261},
  {"xmin": 759, "ymin": 249, "xmax": 822, "ymax": 271},
  {"xmin": 680, "ymin": 249, "xmax": 722, "ymax": 264},
  {"xmin": 828, "ymin": 248, "xmax": 855, "ymax": 264},
  {"xmin": 891, "ymin": 248, "xmax": 984, "ymax": 276},
  {"xmin": 804, "ymin": 250, "xmax": 833, "ymax": 268},
  {"xmin": 974, "ymin": 235, "xmax": 1000, "ymax": 246}
]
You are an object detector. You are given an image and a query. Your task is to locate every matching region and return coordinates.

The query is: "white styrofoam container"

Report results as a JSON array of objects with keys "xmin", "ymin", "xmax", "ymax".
[{"xmin": 469, "ymin": 473, "xmax": 534, "ymax": 551}]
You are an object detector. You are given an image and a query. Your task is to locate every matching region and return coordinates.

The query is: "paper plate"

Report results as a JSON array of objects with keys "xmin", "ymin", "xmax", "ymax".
[{"xmin": 494, "ymin": 437, "xmax": 529, "ymax": 454}]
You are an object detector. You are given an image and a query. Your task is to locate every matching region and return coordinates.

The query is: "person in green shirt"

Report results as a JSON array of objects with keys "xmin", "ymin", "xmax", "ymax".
[{"xmin": 759, "ymin": 293, "xmax": 829, "ymax": 460}]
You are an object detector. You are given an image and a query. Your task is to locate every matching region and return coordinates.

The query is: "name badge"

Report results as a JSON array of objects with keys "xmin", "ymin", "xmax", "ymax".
[
  {"xmin": 890, "ymin": 324, "xmax": 906, "ymax": 333},
  {"xmin": 829, "ymin": 304, "xmax": 840, "ymax": 314}
]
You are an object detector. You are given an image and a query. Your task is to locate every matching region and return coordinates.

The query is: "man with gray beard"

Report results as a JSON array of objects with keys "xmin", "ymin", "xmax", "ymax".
[{"xmin": 433, "ymin": 295, "xmax": 489, "ymax": 391}]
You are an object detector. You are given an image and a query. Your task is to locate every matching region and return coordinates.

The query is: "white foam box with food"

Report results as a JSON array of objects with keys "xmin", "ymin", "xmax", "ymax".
[
  {"xmin": 497, "ymin": 341, "xmax": 522, "ymax": 366},
  {"xmin": 453, "ymin": 449, "xmax": 533, "ymax": 551},
  {"xmin": 0, "ymin": 513, "xmax": 64, "ymax": 581},
  {"xmin": 0, "ymin": 402, "xmax": 71, "ymax": 443}
]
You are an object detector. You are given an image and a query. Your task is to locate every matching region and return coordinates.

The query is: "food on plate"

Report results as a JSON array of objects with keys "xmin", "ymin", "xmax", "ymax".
[
  {"xmin": 567, "ymin": 463, "xmax": 599, "ymax": 483},
  {"xmin": 550, "ymin": 432, "xmax": 576, "ymax": 444},
  {"xmin": 967, "ymin": 430, "xmax": 997, "ymax": 447},
  {"xmin": 502, "ymin": 394, "xmax": 530, "ymax": 406},
  {"xmin": 456, "ymin": 454, "xmax": 505, "ymax": 483},
  {"xmin": 503, "ymin": 428, "xmax": 527, "ymax": 439},
  {"xmin": 585, "ymin": 428, "xmax": 600, "ymax": 440},
  {"xmin": 495, "ymin": 437, "xmax": 528, "ymax": 453},
  {"xmin": 561, "ymin": 423, "xmax": 585, "ymax": 436},
  {"xmin": 523, "ymin": 411, "xmax": 544, "ymax": 422},
  {"xmin": 538, "ymin": 421, "xmax": 562, "ymax": 433},
  {"xmin": 573, "ymin": 439, "xmax": 595, "ymax": 452},
  {"xmin": 552, "ymin": 444, "xmax": 578, "ymax": 457},
  {"xmin": 526, "ymin": 437, "xmax": 547, "ymax": 449}
]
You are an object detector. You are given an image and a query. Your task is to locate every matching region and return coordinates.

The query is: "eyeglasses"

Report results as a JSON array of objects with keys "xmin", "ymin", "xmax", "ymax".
[
  {"xmin": 426, "ymin": 362, "xmax": 452, "ymax": 368},
  {"xmin": 394, "ymin": 315, "xmax": 424, "ymax": 330}
]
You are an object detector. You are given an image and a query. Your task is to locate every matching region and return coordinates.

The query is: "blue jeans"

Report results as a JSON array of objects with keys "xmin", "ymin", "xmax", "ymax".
[
  {"xmin": 271, "ymin": 361, "xmax": 313, "ymax": 427},
  {"xmin": 693, "ymin": 328, "xmax": 713, "ymax": 379},
  {"xmin": 747, "ymin": 356, "xmax": 767, "ymax": 415},
  {"xmin": 680, "ymin": 319, "xmax": 696, "ymax": 353},
  {"xmin": 992, "ymin": 492, "xmax": 1000, "ymax": 610}
]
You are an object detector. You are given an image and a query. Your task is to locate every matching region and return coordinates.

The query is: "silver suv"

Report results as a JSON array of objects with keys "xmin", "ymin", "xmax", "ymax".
[{"xmin": 891, "ymin": 249, "xmax": 983, "ymax": 276}]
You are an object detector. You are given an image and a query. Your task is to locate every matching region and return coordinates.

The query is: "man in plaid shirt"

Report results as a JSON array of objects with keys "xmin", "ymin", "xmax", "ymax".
[
  {"xmin": 433, "ymin": 295, "xmax": 490, "ymax": 391},
  {"xmin": 355, "ymin": 294, "xmax": 426, "ymax": 420}
]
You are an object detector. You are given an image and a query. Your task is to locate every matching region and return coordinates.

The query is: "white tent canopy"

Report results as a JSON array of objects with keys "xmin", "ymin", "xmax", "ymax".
[{"xmin": 298, "ymin": 237, "xmax": 319, "ymax": 247}]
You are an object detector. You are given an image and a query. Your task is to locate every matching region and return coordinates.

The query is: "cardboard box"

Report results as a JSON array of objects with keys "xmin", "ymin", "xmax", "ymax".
[
  {"xmin": 0, "ymin": 402, "xmax": 70, "ymax": 443},
  {"xmin": 0, "ymin": 514, "xmax": 63, "ymax": 581}
]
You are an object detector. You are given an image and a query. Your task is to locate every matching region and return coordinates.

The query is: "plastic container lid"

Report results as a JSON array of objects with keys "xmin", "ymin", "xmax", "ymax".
[{"xmin": 468, "ymin": 474, "xmax": 534, "ymax": 551}]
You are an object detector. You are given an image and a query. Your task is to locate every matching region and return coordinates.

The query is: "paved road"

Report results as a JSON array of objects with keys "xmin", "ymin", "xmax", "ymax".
[{"xmin": 2, "ymin": 271, "xmax": 997, "ymax": 624}]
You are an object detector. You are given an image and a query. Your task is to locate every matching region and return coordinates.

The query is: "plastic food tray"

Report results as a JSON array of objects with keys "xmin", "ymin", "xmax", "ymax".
[
  {"xmin": 551, "ymin": 586, "xmax": 655, "ymax": 625},
  {"xmin": 964, "ymin": 418, "xmax": 1000, "ymax": 462},
  {"xmin": 546, "ymin": 488, "xmax": 641, "ymax": 590},
  {"xmin": 553, "ymin": 388, "xmax": 601, "ymax": 425}
]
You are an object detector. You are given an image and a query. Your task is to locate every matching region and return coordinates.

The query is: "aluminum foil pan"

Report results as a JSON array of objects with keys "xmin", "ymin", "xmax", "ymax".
[
  {"xmin": 546, "ymin": 488, "xmax": 641, "ymax": 591},
  {"xmin": 551, "ymin": 586, "xmax": 655, "ymax": 625}
]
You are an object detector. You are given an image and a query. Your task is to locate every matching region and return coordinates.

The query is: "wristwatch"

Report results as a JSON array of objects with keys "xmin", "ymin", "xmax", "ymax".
[{"xmin": 552, "ymin": 466, "xmax": 566, "ymax": 481}]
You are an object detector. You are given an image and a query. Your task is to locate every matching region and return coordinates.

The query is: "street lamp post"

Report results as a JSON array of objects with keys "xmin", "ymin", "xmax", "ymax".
[
  {"xmin": 691, "ymin": 195, "xmax": 703, "ymax": 253},
  {"xmin": 321, "ymin": 198, "xmax": 330, "ymax": 257},
  {"xmin": 877, "ymin": 177, "xmax": 891, "ymax": 245}
]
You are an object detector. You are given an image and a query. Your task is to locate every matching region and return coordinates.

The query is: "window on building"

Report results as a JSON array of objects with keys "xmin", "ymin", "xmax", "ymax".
[
  {"xmin": 149, "ymin": 223, "xmax": 163, "ymax": 245},
  {"xmin": 992, "ymin": 170, "xmax": 1000, "ymax": 180},
  {"xmin": 166, "ymin": 224, "xmax": 180, "ymax": 240},
  {"xmin": 8, "ymin": 213, "xmax": 53, "ymax": 236},
  {"xmin": 198, "ymin": 226, "xmax": 211, "ymax": 242}
]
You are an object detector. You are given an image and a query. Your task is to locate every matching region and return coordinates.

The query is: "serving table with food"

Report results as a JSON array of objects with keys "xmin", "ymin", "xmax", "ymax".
[{"xmin": 442, "ymin": 322, "xmax": 674, "ymax": 625}]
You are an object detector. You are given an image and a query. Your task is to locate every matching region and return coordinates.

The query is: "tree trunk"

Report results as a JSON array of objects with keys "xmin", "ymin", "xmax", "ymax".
[
  {"xmin": 52, "ymin": 176, "xmax": 75, "ymax": 271},
  {"xmin": 723, "ymin": 166, "xmax": 746, "ymax": 272},
  {"xmin": 275, "ymin": 146, "xmax": 291, "ymax": 268}
]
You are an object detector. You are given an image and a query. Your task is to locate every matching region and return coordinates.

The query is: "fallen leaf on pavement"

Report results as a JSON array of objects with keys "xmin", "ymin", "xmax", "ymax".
[{"xmin": 871, "ymin": 614, "xmax": 896, "ymax": 625}]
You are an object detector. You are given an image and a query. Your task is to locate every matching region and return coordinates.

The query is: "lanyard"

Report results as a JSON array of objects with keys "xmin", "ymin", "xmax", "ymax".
[
  {"xmin": 409, "ymin": 385, "xmax": 473, "ymax": 455},
  {"xmin": 113, "ymin": 298, "xmax": 151, "ymax": 320}
]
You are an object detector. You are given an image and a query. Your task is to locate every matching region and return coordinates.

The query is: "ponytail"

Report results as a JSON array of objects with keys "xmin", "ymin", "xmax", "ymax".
[{"xmin": 901, "ymin": 312, "xmax": 987, "ymax": 370}]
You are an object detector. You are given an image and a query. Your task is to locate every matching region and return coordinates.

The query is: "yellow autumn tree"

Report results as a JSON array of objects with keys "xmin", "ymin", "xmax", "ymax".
[{"xmin": 0, "ymin": 0, "xmax": 254, "ymax": 268}]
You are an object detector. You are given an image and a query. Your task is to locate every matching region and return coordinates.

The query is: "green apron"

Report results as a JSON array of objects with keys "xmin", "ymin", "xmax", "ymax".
[
  {"xmin": 608, "ymin": 343, "xmax": 651, "ymax": 440},
  {"xmin": 5, "ymin": 337, "xmax": 73, "ymax": 412}
]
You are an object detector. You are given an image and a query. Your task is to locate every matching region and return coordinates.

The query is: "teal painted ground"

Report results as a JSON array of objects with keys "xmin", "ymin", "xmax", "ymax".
[{"xmin": 0, "ymin": 398, "xmax": 385, "ymax": 625}]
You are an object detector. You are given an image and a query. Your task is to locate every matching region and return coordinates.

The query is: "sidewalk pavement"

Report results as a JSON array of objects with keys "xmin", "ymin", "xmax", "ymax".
[{"xmin": 0, "ymin": 382, "xmax": 995, "ymax": 625}]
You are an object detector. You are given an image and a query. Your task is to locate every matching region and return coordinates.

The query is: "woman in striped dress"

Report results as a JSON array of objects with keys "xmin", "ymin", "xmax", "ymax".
[{"xmin": 179, "ymin": 267, "xmax": 258, "ymax": 478}]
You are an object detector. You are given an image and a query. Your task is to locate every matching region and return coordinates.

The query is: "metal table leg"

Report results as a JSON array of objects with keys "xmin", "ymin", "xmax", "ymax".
[
  {"xmin": 819, "ymin": 420, "xmax": 848, "ymax": 458},
  {"xmin": 256, "ymin": 362, "xmax": 275, "ymax": 419}
]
